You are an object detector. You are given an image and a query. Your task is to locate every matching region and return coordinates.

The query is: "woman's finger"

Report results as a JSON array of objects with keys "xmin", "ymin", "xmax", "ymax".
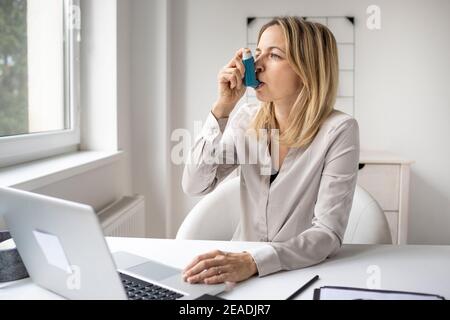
[
  {"xmin": 234, "ymin": 71, "xmax": 243, "ymax": 90},
  {"xmin": 184, "ymin": 257, "xmax": 225, "ymax": 279},
  {"xmin": 221, "ymin": 73, "xmax": 236, "ymax": 89},
  {"xmin": 232, "ymin": 67, "xmax": 243, "ymax": 89},
  {"xmin": 186, "ymin": 265, "xmax": 229, "ymax": 284},
  {"xmin": 183, "ymin": 250, "xmax": 226, "ymax": 274},
  {"xmin": 183, "ymin": 250, "xmax": 223, "ymax": 273},
  {"xmin": 218, "ymin": 73, "xmax": 235, "ymax": 87},
  {"xmin": 225, "ymin": 48, "xmax": 244, "ymax": 68},
  {"xmin": 229, "ymin": 73, "xmax": 237, "ymax": 90},
  {"xmin": 221, "ymin": 67, "xmax": 243, "ymax": 83},
  {"xmin": 233, "ymin": 58, "xmax": 245, "ymax": 82},
  {"xmin": 221, "ymin": 70, "xmax": 242, "ymax": 90},
  {"xmin": 222, "ymin": 66, "xmax": 243, "ymax": 81},
  {"xmin": 229, "ymin": 74, "xmax": 238, "ymax": 90},
  {"xmin": 203, "ymin": 273, "xmax": 229, "ymax": 285}
]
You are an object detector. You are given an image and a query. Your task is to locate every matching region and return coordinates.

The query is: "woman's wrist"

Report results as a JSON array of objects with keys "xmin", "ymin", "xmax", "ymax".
[
  {"xmin": 245, "ymin": 252, "xmax": 258, "ymax": 276},
  {"xmin": 211, "ymin": 102, "xmax": 234, "ymax": 119}
]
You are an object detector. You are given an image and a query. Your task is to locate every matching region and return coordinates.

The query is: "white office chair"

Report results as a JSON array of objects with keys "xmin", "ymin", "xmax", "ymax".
[{"xmin": 176, "ymin": 176, "xmax": 392, "ymax": 244}]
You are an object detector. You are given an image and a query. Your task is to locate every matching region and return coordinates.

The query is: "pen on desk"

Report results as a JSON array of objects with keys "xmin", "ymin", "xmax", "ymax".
[{"xmin": 286, "ymin": 275, "xmax": 320, "ymax": 300}]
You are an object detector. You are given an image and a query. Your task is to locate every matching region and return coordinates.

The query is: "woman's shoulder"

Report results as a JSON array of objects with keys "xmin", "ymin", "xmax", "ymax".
[
  {"xmin": 321, "ymin": 109, "xmax": 359, "ymax": 136},
  {"xmin": 227, "ymin": 101, "xmax": 260, "ymax": 130}
]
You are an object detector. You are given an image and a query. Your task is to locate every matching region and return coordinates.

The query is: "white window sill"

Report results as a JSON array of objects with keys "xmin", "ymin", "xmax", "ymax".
[{"xmin": 0, "ymin": 150, "xmax": 124, "ymax": 191}]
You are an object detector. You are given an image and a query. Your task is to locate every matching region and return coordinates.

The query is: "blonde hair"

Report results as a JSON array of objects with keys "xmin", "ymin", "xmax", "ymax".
[{"xmin": 249, "ymin": 16, "xmax": 339, "ymax": 148}]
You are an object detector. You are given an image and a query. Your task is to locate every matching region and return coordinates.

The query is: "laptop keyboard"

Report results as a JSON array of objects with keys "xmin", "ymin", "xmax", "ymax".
[{"xmin": 120, "ymin": 272, "xmax": 184, "ymax": 300}]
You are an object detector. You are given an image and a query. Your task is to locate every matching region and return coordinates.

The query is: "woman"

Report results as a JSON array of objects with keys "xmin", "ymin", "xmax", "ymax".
[{"xmin": 181, "ymin": 16, "xmax": 359, "ymax": 285}]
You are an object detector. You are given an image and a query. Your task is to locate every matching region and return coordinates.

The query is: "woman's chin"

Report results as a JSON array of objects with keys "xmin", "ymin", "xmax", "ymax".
[
  {"xmin": 256, "ymin": 98, "xmax": 270, "ymax": 103},
  {"xmin": 255, "ymin": 91, "xmax": 269, "ymax": 102}
]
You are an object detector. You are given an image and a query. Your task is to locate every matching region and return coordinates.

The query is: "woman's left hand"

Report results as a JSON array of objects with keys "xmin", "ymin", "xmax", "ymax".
[{"xmin": 182, "ymin": 250, "xmax": 258, "ymax": 284}]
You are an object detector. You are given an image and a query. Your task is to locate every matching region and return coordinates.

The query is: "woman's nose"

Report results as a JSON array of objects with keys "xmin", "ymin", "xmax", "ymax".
[{"xmin": 255, "ymin": 59, "xmax": 264, "ymax": 73}]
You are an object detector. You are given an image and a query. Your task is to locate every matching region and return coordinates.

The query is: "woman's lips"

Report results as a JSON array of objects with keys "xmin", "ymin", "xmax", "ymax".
[{"xmin": 255, "ymin": 82, "xmax": 265, "ymax": 90}]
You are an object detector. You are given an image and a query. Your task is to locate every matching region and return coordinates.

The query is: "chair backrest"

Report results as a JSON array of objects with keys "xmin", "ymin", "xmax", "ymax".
[
  {"xmin": 176, "ymin": 176, "xmax": 392, "ymax": 244},
  {"xmin": 176, "ymin": 176, "xmax": 241, "ymax": 241},
  {"xmin": 342, "ymin": 185, "xmax": 392, "ymax": 244}
]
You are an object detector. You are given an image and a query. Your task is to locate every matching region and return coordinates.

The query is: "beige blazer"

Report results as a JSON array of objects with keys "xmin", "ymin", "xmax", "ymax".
[{"xmin": 182, "ymin": 103, "xmax": 360, "ymax": 277}]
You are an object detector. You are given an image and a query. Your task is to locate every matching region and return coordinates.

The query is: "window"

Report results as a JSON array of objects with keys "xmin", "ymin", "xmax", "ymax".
[{"xmin": 0, "ymin": 0, "xmax": 81, "ymax": 167}]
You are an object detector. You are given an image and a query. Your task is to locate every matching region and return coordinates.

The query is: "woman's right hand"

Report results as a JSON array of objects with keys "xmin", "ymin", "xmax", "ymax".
[{"xmin": 212, "ymin": 48, "xmax": 247, "ymax": 119}]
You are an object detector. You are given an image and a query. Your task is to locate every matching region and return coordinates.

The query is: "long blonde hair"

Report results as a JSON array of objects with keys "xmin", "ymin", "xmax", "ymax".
[{"xmin": 249, "ymin": 16, "xmax": 339, "ymax": 148}]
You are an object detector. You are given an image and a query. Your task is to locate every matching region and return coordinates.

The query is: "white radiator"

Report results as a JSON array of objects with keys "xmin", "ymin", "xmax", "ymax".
[{"xmin": 98, "ymin": 195, "xmax": 146, "ymax": 237}]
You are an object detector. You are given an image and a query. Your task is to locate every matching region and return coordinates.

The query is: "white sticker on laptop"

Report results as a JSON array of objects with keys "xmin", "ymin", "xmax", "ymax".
[{"xmin": 33, "ymin": 230, "xmax": 72, "ymax": 274}]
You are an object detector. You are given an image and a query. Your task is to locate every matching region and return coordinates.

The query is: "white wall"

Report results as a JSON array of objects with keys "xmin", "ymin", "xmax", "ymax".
[
  {"xmin": 353, "ymin": 0, "xmax": 450, "ymax": 244},
  {"xmin": 80, "ymin": 0, "xmax": 118, "ymax": 152},
  {"xmin": 129, "ymin": 0, "xmax": 172, "ymax": 237},
  {"xmin": 33, "ymin": 160, "xmax": 129, "ymax": 212}
]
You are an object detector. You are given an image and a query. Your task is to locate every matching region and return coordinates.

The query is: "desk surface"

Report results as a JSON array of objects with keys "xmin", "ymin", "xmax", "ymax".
[{"xmin": 1, "ymin": 238, "xmax": 449, "ymax": 300}]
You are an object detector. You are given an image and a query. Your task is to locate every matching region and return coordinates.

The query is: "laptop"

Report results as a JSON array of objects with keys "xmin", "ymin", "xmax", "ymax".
[{"xmin": 0, "ymin": 187, "xmax": 226, "ymax": 300}]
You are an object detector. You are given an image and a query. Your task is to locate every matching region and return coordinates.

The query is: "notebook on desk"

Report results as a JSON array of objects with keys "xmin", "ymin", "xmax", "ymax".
[{"xmin": 313, "ymin": 286, "xmax": 445, "ymax": 300}]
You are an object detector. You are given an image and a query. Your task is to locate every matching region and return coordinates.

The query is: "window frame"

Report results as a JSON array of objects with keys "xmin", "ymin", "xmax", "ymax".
[{"xmin": 0, "ymin": 0, "xmax": 81, "ymax": 168}]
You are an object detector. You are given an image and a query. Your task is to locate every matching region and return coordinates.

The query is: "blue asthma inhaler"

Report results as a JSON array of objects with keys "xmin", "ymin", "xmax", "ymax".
[{"xmin": 242, "ymin": 50, "xmax": 260, "ymax": 88}]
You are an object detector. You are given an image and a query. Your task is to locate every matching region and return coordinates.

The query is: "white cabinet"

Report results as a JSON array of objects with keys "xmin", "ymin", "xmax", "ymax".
[{"xmin": 357, "ymin": 151, "xmax": 414, "ymax": 244}]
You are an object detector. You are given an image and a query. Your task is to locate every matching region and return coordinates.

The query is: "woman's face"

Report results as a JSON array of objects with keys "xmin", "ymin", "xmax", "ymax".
[{"xmin": 254, "ymin": 25, "xmax": 302, "ymax": 106}]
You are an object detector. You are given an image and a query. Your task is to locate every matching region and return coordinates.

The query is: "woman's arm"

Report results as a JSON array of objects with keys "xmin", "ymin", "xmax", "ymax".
[
  {"xmin": 247, "ymin": 119, "xmax": 360, "ymax": 276},
  {"xmin": 182, "ymin": 49, "xmax": 248, "ymax": 197},
  {"xmin": 181, "ymin": 107, "xmax": 239, "ymax": 197}
]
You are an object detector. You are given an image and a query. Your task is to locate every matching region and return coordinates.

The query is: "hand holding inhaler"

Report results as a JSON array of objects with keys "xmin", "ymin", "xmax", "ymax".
[{"xmin": 212, "ymin": 48, "xmax": 259, "ymax": 119}]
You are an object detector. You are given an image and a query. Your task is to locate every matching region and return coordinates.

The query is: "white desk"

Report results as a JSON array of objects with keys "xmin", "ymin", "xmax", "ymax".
[{"xmin": 1, "ymin": 237, "xmax": 449, "ymax": 300}]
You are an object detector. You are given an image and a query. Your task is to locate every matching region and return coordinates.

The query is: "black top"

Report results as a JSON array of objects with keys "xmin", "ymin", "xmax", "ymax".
[{"xmin": 270, "ymin": 171, "xmax": 279, "ymax": 184}]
